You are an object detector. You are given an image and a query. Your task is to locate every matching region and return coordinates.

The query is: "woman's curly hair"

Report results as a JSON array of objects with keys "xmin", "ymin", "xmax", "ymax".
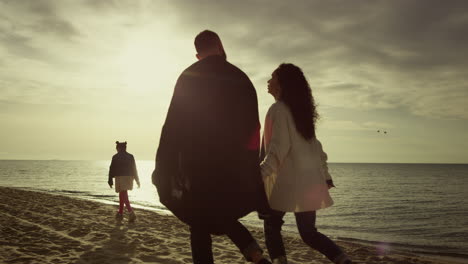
[{"xmin": 275, "ymin": 63, "xmax": 319, "ymax": 140}]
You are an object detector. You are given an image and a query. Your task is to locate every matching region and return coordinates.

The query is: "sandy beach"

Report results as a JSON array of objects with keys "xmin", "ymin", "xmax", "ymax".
[{"xmin": 0, "ymin": 186, "xmax": 463, "ymax": 264}]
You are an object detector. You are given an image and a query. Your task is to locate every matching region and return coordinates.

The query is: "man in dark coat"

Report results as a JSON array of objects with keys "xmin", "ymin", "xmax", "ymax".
[{"xmin": 153, "ymin": 30, "xmax": 270, "ymax": 264}]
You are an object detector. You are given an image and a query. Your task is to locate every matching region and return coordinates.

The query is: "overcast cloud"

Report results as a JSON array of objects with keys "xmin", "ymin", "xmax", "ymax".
[
  {"xmin": 166, "ymin": 0, "xmax": 468, "ymax": 119},
  {"xmin": 1, "ymin": 0, "xmax": 467, "ymax": 162}
]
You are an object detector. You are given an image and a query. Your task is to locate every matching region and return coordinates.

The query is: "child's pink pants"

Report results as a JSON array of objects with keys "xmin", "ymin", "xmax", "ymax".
[{"xmin": 118, "ymin": 191, "xmax": 133, "ymax": 214}]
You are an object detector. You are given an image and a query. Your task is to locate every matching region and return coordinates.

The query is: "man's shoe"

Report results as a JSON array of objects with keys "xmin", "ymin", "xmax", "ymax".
[
  {"xmin": 334, "ymin": 253, "xmax": 352, "ymax": 264},
  {"xmin": 258, "ymin": 258, "xmax": 272, "ymax": 264},
  {"xmin": 273, "ymin": 256, "xmax": 288, "ymax": 264}
]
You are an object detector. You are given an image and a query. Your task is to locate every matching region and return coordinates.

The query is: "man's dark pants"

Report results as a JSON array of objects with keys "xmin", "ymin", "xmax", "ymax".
[{"xmin": 190, "ymin": 220, "xmax": 262, "ymax": 264}]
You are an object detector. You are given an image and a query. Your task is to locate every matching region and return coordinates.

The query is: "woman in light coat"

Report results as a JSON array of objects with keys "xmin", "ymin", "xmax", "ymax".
[{"xmin": 260, "ymin": 64, "xmax": 352, "ymax": 264}]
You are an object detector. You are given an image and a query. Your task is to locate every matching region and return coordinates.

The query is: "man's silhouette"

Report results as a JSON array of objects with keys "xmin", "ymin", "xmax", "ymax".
[{"xmin": 154, "ymin": 30, "xmax": 270, "ymax": 264}]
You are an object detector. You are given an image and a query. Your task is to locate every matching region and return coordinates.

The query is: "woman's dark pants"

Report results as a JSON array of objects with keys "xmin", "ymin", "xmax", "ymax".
[{"xmin": 263, "ymin": 210, "xmax": 344, "ymax": 261}]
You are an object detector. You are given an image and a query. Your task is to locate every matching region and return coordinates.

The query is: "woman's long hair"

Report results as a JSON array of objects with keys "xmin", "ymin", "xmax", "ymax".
[{"xmin": 275, "ymin": 63, "xmax": 319, "ymax": 140}]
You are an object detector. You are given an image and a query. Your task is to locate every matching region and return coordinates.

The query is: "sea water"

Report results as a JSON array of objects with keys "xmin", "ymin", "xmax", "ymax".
[{"xmin": 1, "ymin": 160, "xmax": 467, "ymax": 260}]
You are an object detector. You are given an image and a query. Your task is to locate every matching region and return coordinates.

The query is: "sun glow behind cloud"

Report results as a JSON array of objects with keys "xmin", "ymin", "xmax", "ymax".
[{"xmin": 117, "ymin": 25, "xmax": 188, "ymax": 94}]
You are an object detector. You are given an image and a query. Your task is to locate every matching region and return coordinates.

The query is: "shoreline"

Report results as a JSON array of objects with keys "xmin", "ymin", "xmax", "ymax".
[{"xmin": 0, "ymin": 186, "xmax": 466, "ymax": 264}]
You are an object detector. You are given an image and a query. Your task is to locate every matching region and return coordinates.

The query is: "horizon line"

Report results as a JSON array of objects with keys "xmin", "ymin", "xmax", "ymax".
[{"xmin": 0, "ymin": 159, "xmax": 467, "ymax": 165}]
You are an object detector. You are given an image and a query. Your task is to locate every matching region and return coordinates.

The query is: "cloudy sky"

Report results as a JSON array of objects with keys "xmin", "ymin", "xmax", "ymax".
[{"xmin": 1, "ymin": 0, "xmax": 467, "ymax": 163}]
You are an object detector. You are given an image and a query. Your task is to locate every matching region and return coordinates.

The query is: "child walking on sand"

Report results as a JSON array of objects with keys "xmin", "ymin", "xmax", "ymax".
[{"xmin": 108, "ymin": 141, "xmax": 140, "ymax": 222}]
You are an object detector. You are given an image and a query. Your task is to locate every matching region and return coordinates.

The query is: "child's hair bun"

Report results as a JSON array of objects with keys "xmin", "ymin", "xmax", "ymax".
[{"xmin": 116, "ymin": 141, "xmax": 127, "ymax": 147}]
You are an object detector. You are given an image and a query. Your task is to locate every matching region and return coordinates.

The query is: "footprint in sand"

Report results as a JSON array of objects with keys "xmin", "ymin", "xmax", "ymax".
[
  {"xmin": 68, "ymin": 228, "xmax": 90, "ymax": 237},
  {"xmin": 7, "ymin": 257, "xmax": 37, "ymax": 263},
  {"xmin": 21, "ymin": 246, "xmax": 52, "ymax": 255},
  {"xmin": 140, "ymin": 255, "xmax": 184, "ymax": 264},
  {"xmin": 171, "ymin": 241, "xmax": 187, "ymax": 247},
  {"xmin": 88, "ymin": 233, "xmax": 108, "ymax": 242},
  {"xmin": 143, "ymin": 237, "xmax": 164, "ymax": 244}
]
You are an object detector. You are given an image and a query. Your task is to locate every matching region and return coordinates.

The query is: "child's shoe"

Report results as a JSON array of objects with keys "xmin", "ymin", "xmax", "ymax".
[
  {"xmin": 129, "ymin": 210, "xmax": 137, "ymax": 223},
  {"xmin": 115, "ymin": 212, "xmax": 123, "ymax": 221}
]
